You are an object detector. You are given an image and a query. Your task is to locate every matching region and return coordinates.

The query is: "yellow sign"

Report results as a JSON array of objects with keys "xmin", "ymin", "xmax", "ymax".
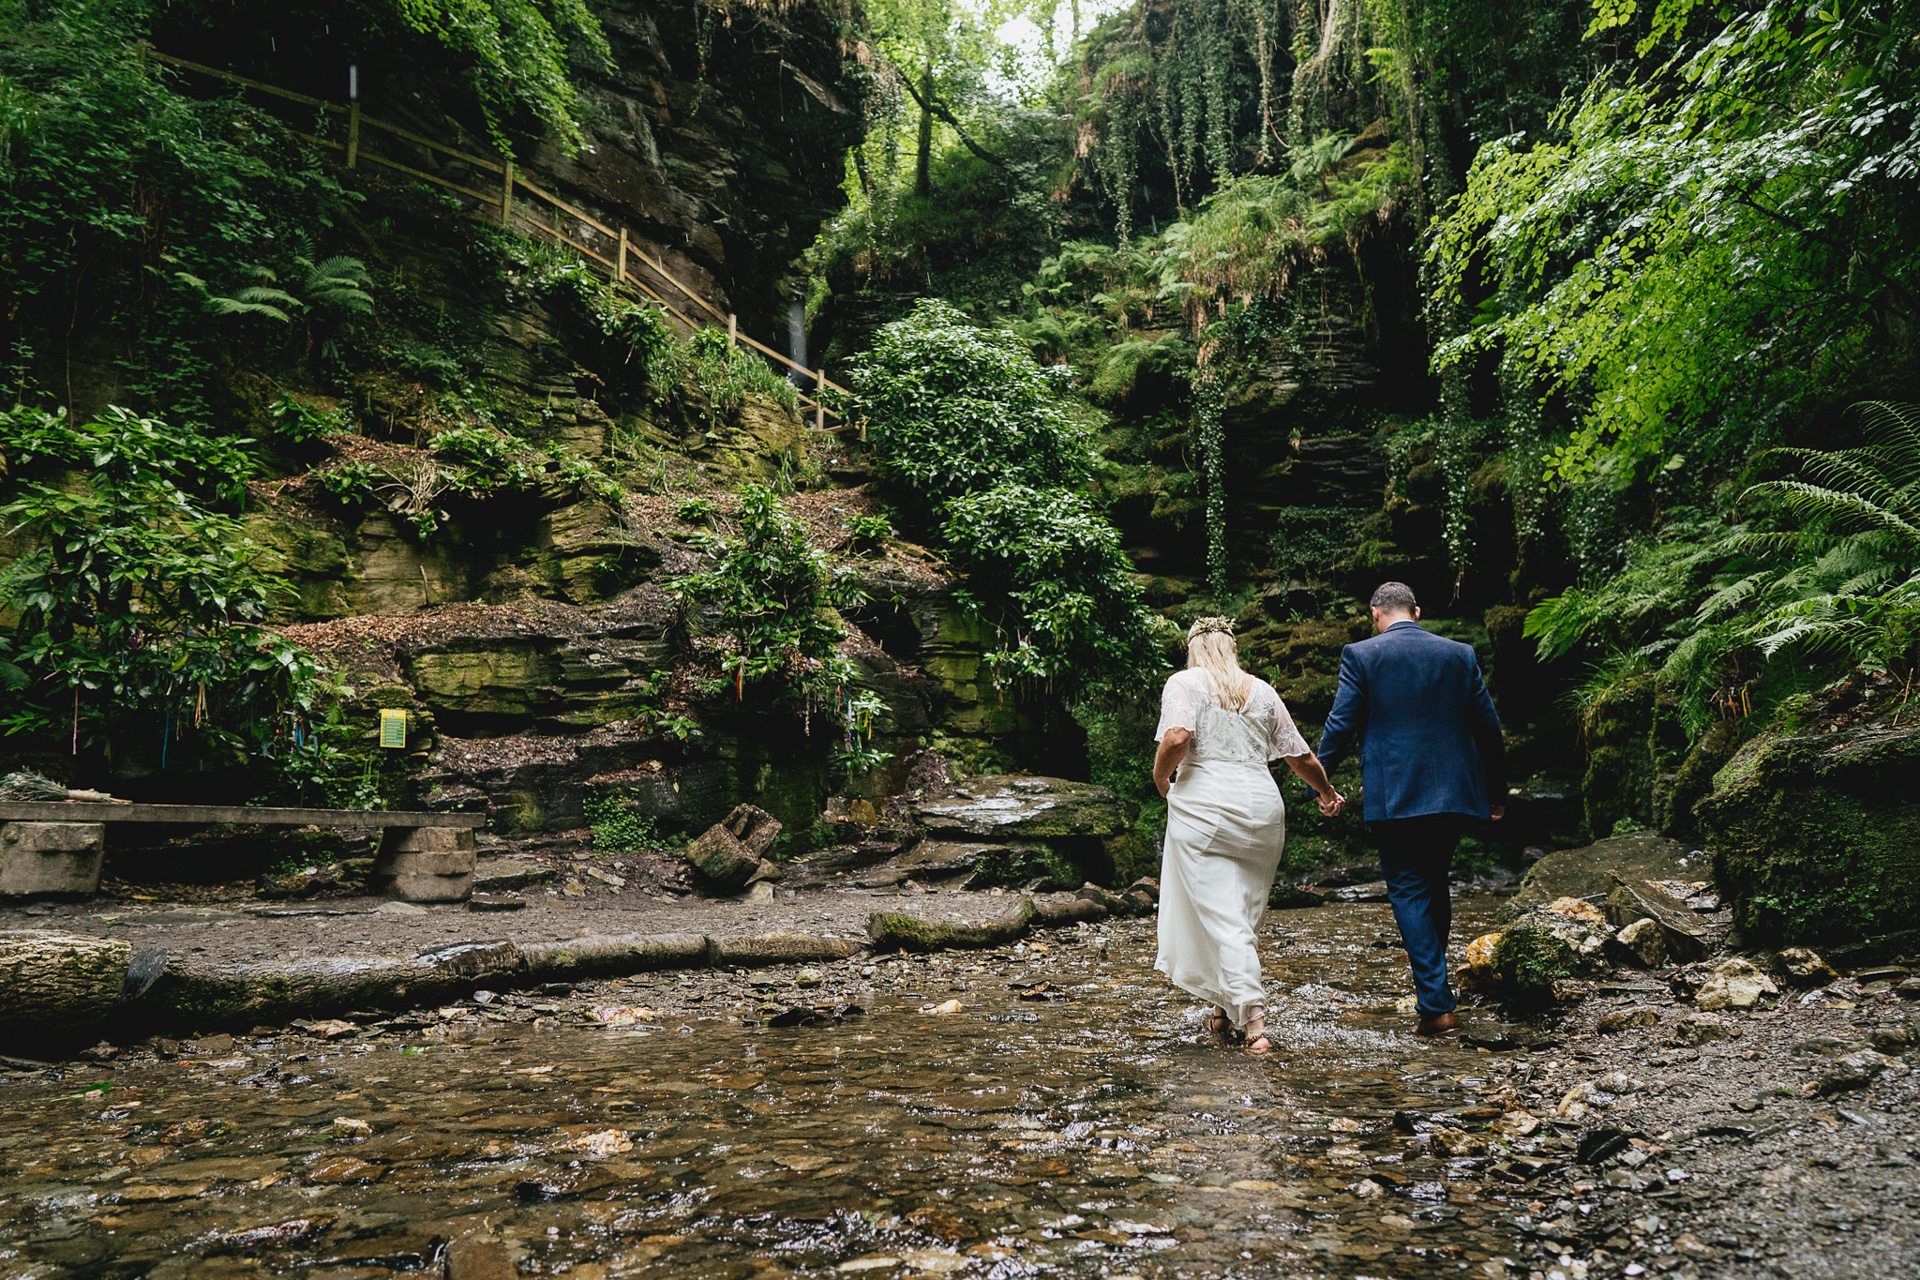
[{"xmin": 379, "ymin": 708, "xmax": 408, "ymax": 748}]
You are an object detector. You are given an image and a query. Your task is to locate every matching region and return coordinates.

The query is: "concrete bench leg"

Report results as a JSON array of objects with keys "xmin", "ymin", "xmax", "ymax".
[
  {"xmin": 0, "ymin": 822, "xmax": 107, "ymax": 899},
  {"xmin": 370, "ymin": 827, "xmax": 476, "ymax": 902}
]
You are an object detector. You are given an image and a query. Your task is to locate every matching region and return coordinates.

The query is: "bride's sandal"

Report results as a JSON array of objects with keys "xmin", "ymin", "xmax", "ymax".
[
  {"xmin": 1242, "ymin": 1009, "xmax": 1273, "ymax": 1056},
  {"xmin": 1204, "ymin": 1007, "xmax": 1231, "ymax": 1036}
]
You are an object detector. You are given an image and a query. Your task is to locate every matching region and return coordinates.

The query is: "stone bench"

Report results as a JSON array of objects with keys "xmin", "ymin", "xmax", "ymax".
[{"xmin": 0, "ymin": 803, "xmax": 486, "ymax": 903}]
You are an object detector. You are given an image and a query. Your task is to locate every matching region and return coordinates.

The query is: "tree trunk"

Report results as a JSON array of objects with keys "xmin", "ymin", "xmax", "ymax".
[
  {"xmin": 914, "ymin": 60, "xmax": 935, "ymax": 198},
  {"xmin": 0, "ymin": 931, "xmax": 130, "ymax": 1040}
]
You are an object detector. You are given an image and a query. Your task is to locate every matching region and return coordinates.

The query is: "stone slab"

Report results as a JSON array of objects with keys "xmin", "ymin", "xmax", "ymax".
[
  {"xmin": 910, "ymin": 776, "xmax": 1126, "ymax": 841},
  {"xmin": 0, "ymin": 822, "xmax": 106, "ymax": 898},
  {"xmin": 1604, "ymin": 874, "xmax": 1711, "ymax": 963},
  {"xmin": 370, "ymin": 827, "xmax": 476, "ymax": 902},
  {"xmin": 1506, "ymin": 831, "xmax": 1705, "ymax": 918},
  {"xmin": 473, "ymin": 859, "xmax": 556, "ymax": 891}
]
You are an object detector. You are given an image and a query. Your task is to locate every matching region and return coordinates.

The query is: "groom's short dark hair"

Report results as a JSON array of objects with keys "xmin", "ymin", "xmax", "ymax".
[{"xmin": 1370, "ymin": 582, "xmax": 1418, "ymax": 615}]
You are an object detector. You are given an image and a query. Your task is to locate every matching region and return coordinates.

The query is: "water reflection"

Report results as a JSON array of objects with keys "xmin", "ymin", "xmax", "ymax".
[{"xmin": 0, "ymin": 902, "xmax": 1529, "ymax": 1278}]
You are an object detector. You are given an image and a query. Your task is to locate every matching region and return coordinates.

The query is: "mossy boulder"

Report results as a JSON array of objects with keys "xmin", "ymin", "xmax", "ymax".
[
  {"xmin": 1696, "ymin": 721, "xmax": 1920, "ymax": 946},
  {"xmin": 911, "ymin": 776, "xmax": 1127, "ymax": 841},
  {"xmin": 1580, "ymin": 673, "xmax": 1656, "ymax": 836}
]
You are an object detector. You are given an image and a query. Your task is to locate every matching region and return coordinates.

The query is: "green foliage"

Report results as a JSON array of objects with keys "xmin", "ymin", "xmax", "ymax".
[
  {"xmin": 1269, "ymin": 505, "xmax": 1364, "ymax": 593},
  {"xmin": 0, "ymin": 4, "xmax": 361, "ymax": 418},
  {"xmin": 352, "ymin": 0, "xmax": 609, "ymax": 153},
  {"xmin": 1431, "ymin": 0, "xmax": 1920, "ymax": 481},
  {"xmin": 653, "ymin": 328, "xmax": 800, "ymax": 428},
  {"xmin": 1732, "ymin": 401, "xmax": 1920, "ymax": 675},
  {"xmin": 852, "ymin": 299, "xmax": 1157, "ymax": 692},
  {"xmin": 0, "ymin": 406, "xmax": 321, "ymax": 774},
  {"xmin": 670, "ymin": 483, "xmax": 893, "ymax": 771},
  {"xmin": 1193, "ymin": 361, "xmax": 1228, "ymax": 596},
  {"xmin": 671, "ymin": 481, "xmax": 868, "ymax": 706},
  {"xmin": 269, "ymin": 396, "xmax": 352, "ymax": 444},
  {"xmin": 851, "ymin": 298, "xmax": 1096, "ymax": 514},
  {"xmin": 1525, "ymin": 404, "xmax": 1920, "ymax": 738},
  {"xmin": 583, "ymin": 789, "xmax": 666, "ymax": 852},
  {"xmin": 304, "ymin": 418, "xmax": 618, "ymax": 538},
  {"xmin": 174, "ymin": 254, "xmax": 374, "ymax": 328},
  {"xmin": 941, "ymin": 483, "xmax": 1157, "ymax": 687},
  {"xmin": 845, "ymin": 511, "xmax": 893, "ymax": 552},
  {"xmin": 1155, "ymin": 143, "xmax": 1412, "ymax": 326}
]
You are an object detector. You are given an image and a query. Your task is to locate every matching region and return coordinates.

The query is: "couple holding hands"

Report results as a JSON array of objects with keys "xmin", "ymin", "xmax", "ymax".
[{"xmin": 1150, "ymin": 583, "xmax": 1508, "ymax": 1055}]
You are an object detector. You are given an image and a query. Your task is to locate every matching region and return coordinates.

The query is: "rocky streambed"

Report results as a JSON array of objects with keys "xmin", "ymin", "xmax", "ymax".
[{"xmin": 2, "ymin": 897, "xmax": 1916, "ymax": 1279}]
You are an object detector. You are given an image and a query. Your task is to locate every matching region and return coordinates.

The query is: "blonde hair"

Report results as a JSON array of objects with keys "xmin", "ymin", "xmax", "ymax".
[{"xmin": 1186, "ymin": 630, "xmax": 1251, "ymax": 711}]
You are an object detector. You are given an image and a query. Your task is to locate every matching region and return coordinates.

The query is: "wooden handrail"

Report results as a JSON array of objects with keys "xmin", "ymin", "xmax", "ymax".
[
  {"xmin": 143, "ymin": 45, "xmax": 847, "ymax": 421},
  {"xmin": 147, "ymin": 47, "xmax": 340, "ymax": 112},
  {"xmin": 0, "ymin": 801, "xmax": 484, "ymax": 828}
]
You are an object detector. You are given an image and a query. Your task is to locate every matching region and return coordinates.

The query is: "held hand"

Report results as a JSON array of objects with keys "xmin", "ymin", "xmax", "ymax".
[
  {"xmin": 1317, "ymin": 790, "xmax": 1345, "ymax": 817},
  {"xmin": 1489, "ymin": 804, "xmax": 1506, "ymax": 821}
]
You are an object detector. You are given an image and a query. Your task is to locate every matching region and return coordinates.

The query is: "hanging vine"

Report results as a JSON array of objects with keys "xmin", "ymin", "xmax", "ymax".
[{"xmin": 1193, "ymin": 348, "xmax": 1229, "ymax": 598}]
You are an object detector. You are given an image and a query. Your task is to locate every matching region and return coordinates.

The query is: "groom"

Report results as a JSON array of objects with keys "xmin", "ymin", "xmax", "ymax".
[{"xmin": 1313, "ymin": 582, "xmax": 1507, "ymax": 1036}]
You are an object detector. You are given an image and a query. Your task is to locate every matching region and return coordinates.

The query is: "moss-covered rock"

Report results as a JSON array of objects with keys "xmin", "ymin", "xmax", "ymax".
[
  {"xmin": 1696, "ymin": 721, "xmax": 1920, "ymax": 945},
  {"xmin": 1580, "ymin": 673, "xmax": 1656, "ymax": 836}
]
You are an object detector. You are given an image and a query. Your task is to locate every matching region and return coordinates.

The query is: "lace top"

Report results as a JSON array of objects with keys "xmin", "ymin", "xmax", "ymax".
[{"xmin": 1154, "ymin": 668, "xmax": 1311, "ymax": 763}]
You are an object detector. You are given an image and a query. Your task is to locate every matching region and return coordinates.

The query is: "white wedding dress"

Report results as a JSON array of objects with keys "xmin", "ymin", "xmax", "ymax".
[{"xmin": 1153, "ymin": 668, "xmax": 1310, "ymax": 1029}]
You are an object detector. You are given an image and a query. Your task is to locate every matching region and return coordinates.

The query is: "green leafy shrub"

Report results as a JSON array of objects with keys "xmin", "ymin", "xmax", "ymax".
[
  {"xmin": 312, "ymin": 461, "xmax": 381, "ymax": 506},
  {"xmin": 269, "ymin": 396, "xmax": 352, "ymax": 444},
  {"xmin": 671, "ymin": 484, "xmax": 884, "ymax": 771},
  {"xmin": 583, "ymin": 789, "xmax": 666, "ymax": 852},
  {"xmin": 850, "ymin": 298, "xmax": 1096, "ymax": 515},
  {"xmin": 941, "ymin": 484, "xmax": 1156, "ymax": 688},
  {"xmin": 851, "ymin": 300, "xmax": 1156, "ymax": 693},
  {"xmin": 845, "ymin": 512, "xmax": 893, "ymax": 552},
  {"xmin": 0, "ymin": 406, "xmax": 322, "ymax": 777}
]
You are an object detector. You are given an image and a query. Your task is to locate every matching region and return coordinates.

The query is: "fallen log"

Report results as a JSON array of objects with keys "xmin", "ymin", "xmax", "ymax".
[
  {"xmin": 1032, "ymin": 893, "xmax": 1107, "ymax": 927},
  {"xmin": 143, "ymin": 954, "xmax": 468, "ymax": 1027},
  {"xmin": 866, "ymin": 896, "xmax": 1039, "ymax": 952},
  {"xmin": 517, "ymin": 932, "xmax": 709, "ymax": 981},
  {"xmin": 0, "ymin": 931, "xmax": 131, "ymax": 1041},
  {"xmin": 707, "ymin": 932, "xmax": 861, "ymax": 968}
]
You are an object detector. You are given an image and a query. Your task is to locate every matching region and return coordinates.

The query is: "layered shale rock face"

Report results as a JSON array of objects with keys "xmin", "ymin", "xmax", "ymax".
[
  {"xmin": 156, "ymin": 1, "xmax": 866, "ymax": 331},
  {"xmin": 551, "ymin": 0, "xmax": 868, "ymax": 325}
]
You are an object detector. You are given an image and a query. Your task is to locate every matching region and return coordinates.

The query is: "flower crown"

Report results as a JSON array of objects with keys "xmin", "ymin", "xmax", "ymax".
[{"xmin": 1186, "ymin": 616, "xmax": 1234, "ymax": 643}]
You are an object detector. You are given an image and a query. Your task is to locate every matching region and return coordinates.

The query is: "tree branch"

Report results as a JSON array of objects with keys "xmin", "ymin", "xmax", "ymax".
[
  {"xmin": 1730, "ymin": 191, "xmax": 1918, "ymax": 320},
  {"xmin": 898, "ymin": 75, "xmax": 1006, "ymax": 169}
]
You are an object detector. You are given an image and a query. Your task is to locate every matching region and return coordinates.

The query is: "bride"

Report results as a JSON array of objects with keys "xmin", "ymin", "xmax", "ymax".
[{"xmin": 1152, "ymin": 617, "xmax": 1343, "ymax": 1056}]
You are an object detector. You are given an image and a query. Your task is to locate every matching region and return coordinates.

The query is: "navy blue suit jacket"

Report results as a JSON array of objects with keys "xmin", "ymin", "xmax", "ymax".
[{"xmin": 1315, "ymin": 620, "xmax": 1507, "ymax": 821}]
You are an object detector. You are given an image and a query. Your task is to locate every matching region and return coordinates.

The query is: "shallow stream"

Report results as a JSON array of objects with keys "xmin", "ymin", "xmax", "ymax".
[{"xmin": 0, "ymin": 901, "xmax": 1541, "ymax": 1279}]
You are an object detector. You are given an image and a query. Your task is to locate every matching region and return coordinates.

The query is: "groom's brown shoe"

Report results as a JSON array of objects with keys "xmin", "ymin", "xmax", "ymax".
[{"xmin": 1415, "ymin": 1011, "xmax": 1459, "ymax": 1037}]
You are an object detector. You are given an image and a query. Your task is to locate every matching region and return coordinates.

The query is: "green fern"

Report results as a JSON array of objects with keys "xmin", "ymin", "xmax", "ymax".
[
  {"xmin": 1735, "ymin": 402, "xmax": 1920, "ymax": 674},
  {"xmin": 295, "ymin": 255, "xmax": 374, "ymax": 316}
]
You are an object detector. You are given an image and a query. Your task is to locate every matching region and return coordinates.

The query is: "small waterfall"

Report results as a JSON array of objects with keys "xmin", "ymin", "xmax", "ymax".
[{"xmin": 787, "ymin": 296, "xmax": 809, "ymax": 388}]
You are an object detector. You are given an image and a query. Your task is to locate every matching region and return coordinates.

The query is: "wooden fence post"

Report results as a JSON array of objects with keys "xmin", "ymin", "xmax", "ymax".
[
  {"xmin": 346, "ymin": 100, "xmax": 361, "ymax": 168},
  {"xmin": 727, "ymin": 313, "xmax": 738, "ymax": 346},
  {"xmin": 814, "ymin": 369, "xmax": 826, "ymax": 431},
  {"xmin": 136, "ymin": 39, "xmax": 149, "ymax": 73},
  {"xmin": 616, "ymin": 228, "xmax": 628, "ymax": 281},
  {"xmin": 499, "ymin": 161, "xmax": 515, "ymax": 226}
]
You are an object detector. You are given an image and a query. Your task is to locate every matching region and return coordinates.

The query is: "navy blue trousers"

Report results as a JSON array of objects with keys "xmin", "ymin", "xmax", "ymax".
[{"xmin": 1369, "ymin": 815, "xmax": 1469, "ymax": 1017}]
